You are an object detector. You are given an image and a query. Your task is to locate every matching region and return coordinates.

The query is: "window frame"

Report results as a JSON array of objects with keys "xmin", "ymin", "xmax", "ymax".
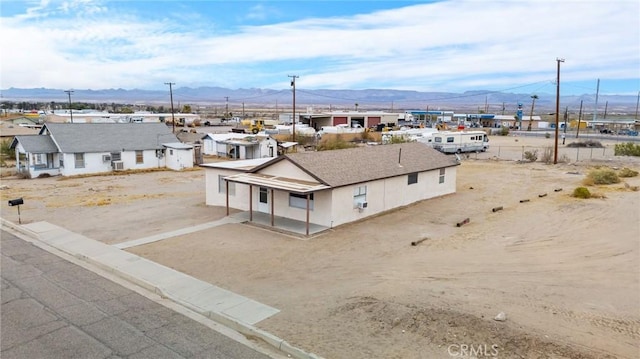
[
  {"xmin": 289, "ymin": 192, "xmax": 314, "ymax": 210},
  {"xmin": 408, "ymin": 172, "xmax": 418, "ymax": 185},
  {"xmin": 74, "ymin": 153, "xmax": 85, "ymax": 168},
  {"xmin": 135, "ymin": 150, "xmax": 143, "ymax": 164}
]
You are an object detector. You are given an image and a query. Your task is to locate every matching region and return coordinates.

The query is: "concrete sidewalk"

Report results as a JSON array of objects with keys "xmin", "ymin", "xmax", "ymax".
[
  {"xmin": 2, "ymin": 219, "xmax": 322, "ymax": 359},
  {"xmin": 20, "ymin": 221, "xmax": 279, "ymax": 326}
]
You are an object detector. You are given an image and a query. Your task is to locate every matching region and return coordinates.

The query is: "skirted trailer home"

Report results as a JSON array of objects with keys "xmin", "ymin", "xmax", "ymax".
[{"xmin": 431, "ymin": 131, "xmax": 489, "ymax": 154}]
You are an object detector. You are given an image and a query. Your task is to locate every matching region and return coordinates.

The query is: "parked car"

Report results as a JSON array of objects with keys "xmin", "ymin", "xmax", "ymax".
[
  {"xmin": 600, "ymin": 128, "xmax": 614, "ymax": 134},
  {"xmin": 617, "ymin": 129, "xmax": 639, "ymax": 136}
]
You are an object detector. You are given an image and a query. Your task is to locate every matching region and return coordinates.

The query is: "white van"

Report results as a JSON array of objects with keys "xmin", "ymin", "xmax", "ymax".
[{"xmin": 432, "ymin": 131, "xmax": 489, "ymax": 153}]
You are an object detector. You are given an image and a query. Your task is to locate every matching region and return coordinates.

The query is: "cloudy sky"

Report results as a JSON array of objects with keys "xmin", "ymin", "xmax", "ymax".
[{"xmin": 1, "ymin": 0, "xmax": 639, "ymax": 96}]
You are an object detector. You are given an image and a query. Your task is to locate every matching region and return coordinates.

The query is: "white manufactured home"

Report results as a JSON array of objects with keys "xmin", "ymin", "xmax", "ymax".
[
  {"xmin": 431, "ymin": 131, "xmax": 489, "ymax": 154},
  {"xmin": 202, "ymin": 142, "xmax": 459, "ymax": 235}
]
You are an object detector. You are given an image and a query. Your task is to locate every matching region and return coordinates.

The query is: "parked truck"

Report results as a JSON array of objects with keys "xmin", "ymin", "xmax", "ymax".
[{"xmin": 431, "ymin": 131, "xmax": 489, "ymax": 153}]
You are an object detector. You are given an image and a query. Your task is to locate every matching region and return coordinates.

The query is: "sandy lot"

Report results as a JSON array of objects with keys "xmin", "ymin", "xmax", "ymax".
[{"xmin": 1, "ymin": 135, "xmax": 639, "ymax": 359}]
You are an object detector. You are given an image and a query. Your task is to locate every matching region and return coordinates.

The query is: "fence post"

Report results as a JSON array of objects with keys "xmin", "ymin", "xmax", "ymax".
[
  {"xmin": 576, "ymin": 147, "xmax": 579, "ymax": 162},
  {"xmin": 590, "ymin": 147, "xmax": 593, "ymax": 160},
  {"xmin": 521, "ymin": 146, "xmax": 524, "ymax": 161}
]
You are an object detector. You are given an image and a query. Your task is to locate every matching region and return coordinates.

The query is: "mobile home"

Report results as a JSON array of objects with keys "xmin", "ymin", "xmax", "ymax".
[{"xmin": 432, "ymin": 131, "xmax": 489, "ymax": 154}]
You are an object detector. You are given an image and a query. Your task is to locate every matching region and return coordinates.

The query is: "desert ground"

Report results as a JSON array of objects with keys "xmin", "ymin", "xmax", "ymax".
[{"xmin": 1, "ymin": 134, "xmax": 639, "ymax": 359}]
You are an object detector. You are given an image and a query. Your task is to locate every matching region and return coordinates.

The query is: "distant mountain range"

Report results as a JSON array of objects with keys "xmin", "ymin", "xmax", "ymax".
[{"xmin": 1, "ymin": 87, "xmax": 638, "ymax": 114}]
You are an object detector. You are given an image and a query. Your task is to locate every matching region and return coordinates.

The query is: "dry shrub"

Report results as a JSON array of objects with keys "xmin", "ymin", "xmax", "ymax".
[
  {"xmin": 583, "ymin": 168, "xmax": 620, "ymax": 185},
  {"xmin": 618, "ymin": 167, "xmax": 639, "ymax": 178},
  {"xmin": 317, "ymin": 136, "xmax": 356, "ymax": 151},
  {"xmin": 523, "ymin": 150, "xmax": 538, "ymax": 162},
  {"xmin": 572, "ymin": 187, "xmax": 591, "ymax": 199},
  {"xmin": 541, "ymin": 147, "xmax": 554, "ymax": 163}
]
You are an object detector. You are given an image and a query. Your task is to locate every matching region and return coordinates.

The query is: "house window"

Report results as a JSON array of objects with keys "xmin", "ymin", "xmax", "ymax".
[
  {"xmin": 218, "ymin": 175, "xmax": 235, "ymax": 196},
  {"xmin": 353, "ymin": 185, "xmax": 367, "ymax": 206},
  {"xmin": 169, "ymin": 149, "xmax": 174, "ymax": 155},
  {"xmin": 408, "ymin": 172, "xmax": 418, "ymax": 185},
  {"xmin": 74, "ymin": 153, "xmax": 85, "ymax": 168},
  {"xmin": 111, "ymin": 152, "xmax": 121, "ymax": 161},
  {"xmin": 135, "ymin": 150, "xmax": 143, "ymax": 164},
  {"xmin": 289, "ymin": 193, "xmax": 314, "ymax": 210},
  {"xmin": 439, "ymin": 168, "xmax": 446, "ymax": 184}
]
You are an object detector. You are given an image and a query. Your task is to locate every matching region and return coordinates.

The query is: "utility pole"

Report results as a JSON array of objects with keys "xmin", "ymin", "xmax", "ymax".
[
  {"xmin": 224, "ymin": 97, "xmax": 229, "ymax": 119},
  {"xmin": 242, "ymin": 102, "xmax": 245, "ymax": 118},
  {"xmin": 165, "ymin": 82, "xmax": 175, "ymax": 133},
  {"xmin": 501, "ymin": 102, "xmax": 505, "ymax": 115},
  {"xmin": 554, "ymin": 58, "xmax": 564, "ymax": 165},
  {"xmin": 593, "ymin": 78, "xmax": 600, "ymax": 122},
  {"xmin": 603, "ymin": 101, "xmax": 608, "ymax": 119},
  {"xmin": 65, "ymin": 90, "xmax": 74, "ymax": 123},
  {"xmin": 635, "ymin": 91, "xmax": 640, "ymax": 120},
  {"xmin": 288, "ymin": 75, "xmax": 299, "ymax": 142},
  {"xmin": 576, "ymin": 100, "xmax": 583, "ymax": 138},
  {"xmin": 563, "ymin": 106, "xmax": 568, "ymax": 134},
  {"xmin": 528, "ymin": 94, "xmax": 538, "ymax": 131}
]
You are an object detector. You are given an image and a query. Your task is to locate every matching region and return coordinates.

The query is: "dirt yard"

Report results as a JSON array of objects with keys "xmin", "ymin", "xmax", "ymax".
[{"xmin": 1, "ymin": 135, "xmax": 639, "ymax": 359}]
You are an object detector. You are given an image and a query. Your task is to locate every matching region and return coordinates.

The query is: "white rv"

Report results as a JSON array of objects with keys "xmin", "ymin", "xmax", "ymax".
[{"xmin": 432, "ymin": 131, "xmax": 489, "ymax": 153}]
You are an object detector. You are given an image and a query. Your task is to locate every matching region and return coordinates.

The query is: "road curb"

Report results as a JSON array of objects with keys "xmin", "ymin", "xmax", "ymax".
[{"xmin": 0, "ymin": 218, "xmax": 323, "ymax": 359}]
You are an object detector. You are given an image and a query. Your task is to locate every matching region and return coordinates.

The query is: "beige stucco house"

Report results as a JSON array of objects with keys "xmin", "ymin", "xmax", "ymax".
[{"xmin": 202, "ymin": 142, "xmax": 459, "ymax": 235}]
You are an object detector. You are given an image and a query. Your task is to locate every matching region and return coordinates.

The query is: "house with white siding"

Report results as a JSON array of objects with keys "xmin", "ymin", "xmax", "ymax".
[
  {"xmin": 10, "ymin": 123, "xmax": 192, "ymax": 178},
  {"xmin": 202, "ymin": 142, "xmax": 459, "ymax": 235},
  {"xmin": 202, "ymin": 133, "xmax": 277, "ymax": 159}
]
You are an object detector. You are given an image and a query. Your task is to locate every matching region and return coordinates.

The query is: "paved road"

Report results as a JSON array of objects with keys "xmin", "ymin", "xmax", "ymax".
[{"xmin": 1, "ymin": 230, "xmax": 276, "ymax": 359}]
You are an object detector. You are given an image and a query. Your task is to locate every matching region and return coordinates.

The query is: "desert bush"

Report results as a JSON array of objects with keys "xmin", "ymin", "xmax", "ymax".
[
  {"xmin": 544, "ymin": 132, "xmax": 551, "ymax": 139},
  {"xmin": 499, "ymin": 126, "xmax": 509, "ymax": 136},
  {"xmin": 523, "ymin": 149, "xmax": 538, "ymax": 162},
  {"xmin": 572, "ymin": 187, "xmax": 591, "ymax": 199},
  {"xmin": 584, "ymin": 168, "xmax": 620, "ymax": 185},
  {"xmin": 567, "ymin": 140, "xmax": 603, "ymax": 148},
  {"xmin": 0, "ymin": 140, "xmax": 15, "ymax": 167},
  {"xmin": 541, "ymin": 147, "xmax": 554, "ymax": 164},
  {"xmin": 389, "ymin": 135, "xmax": 411, "ymax": 144},
  {"xmin": 618, "ymin": 167, "xmax": 639, "ymax": 178},
  {"xmin": 614, "ymin": 142, "xmax": 640, "ymax": 156},
  {"xmin": 317, "ymin": 136, "xmax": 356, "ymax": 151}
]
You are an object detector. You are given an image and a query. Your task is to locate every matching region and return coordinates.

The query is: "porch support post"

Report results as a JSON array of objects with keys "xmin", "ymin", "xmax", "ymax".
[
  {"xmin": 306, "ymin": 193, "xmax": 310, "ymax": 236},
  {"xmin": 270, "ymin": 189, "xmax": 275, "ymax": 227},
  {"xmin": 225, "ymin": 180, "xmax": 229, "ymax": 216},
  {"xmin": 249, "ymin": 184, "xmax": 253, "ymax": 222}
]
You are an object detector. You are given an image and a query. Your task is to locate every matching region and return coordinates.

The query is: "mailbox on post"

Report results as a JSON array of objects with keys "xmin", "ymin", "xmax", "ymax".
[
  {"xmin": 8, "ymin": 198, "xmax": 24, "ymax": 206},
  {"xmin": 8, "ymin": 198, "xmax": 24, "ymax": 224}
]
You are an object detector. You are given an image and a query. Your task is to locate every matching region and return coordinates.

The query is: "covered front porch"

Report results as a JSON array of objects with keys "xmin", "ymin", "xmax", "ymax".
[{"xmin": 224, "ymin": 172, "xmax": 331, "ymax": 237}]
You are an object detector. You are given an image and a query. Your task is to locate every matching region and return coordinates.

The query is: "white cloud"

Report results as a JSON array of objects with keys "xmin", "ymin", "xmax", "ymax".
[{"xmin": 0, "ymin": 0, "xmax": 638, "ymax": 93}]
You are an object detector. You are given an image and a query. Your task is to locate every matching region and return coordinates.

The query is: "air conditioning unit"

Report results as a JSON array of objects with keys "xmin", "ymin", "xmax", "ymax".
[
  {"xmin": 358, "ymin": 201, "xmax": 368, "ymax": 209},
  {"xmin": 102, "ymin": 155, "xmax": 111, "ymax": 162},
  {"xmin": 112, "ymin": 161, "xmax": 124, "ymax": 171}
]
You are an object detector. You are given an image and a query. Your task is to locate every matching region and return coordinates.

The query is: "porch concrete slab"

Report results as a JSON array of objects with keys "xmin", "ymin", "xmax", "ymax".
[{"xmin": 17, "ymin": 221, "xmax": 279, "ymax": 326}]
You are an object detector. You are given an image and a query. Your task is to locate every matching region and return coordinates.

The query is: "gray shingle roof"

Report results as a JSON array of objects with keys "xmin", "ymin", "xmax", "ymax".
[
  {"xmin": 12, "ymin": 135, "xmax": 58, "ymax": 153},
  {"xmin": 43, "ymin": 123, "xmax": 178, "ymax": 153},
  {"xmin": 272, "ymin": 142, "xmax": 459, "ymax": 187}
]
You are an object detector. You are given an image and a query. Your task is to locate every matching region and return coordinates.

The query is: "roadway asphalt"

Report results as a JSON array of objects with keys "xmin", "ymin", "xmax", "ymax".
[{"xmin": 0, "ymin": 229, "xmax": 277, "ymax": 359}]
